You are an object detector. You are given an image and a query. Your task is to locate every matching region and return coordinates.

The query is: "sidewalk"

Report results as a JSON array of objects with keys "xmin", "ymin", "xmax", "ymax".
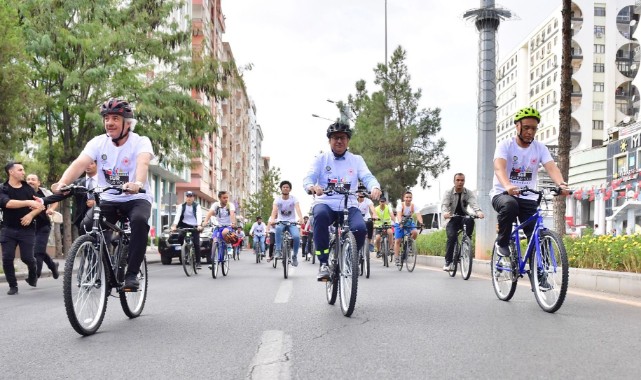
[{"xmin": 0, "ymin": 247, "xmax": 161, "ymax": 284}]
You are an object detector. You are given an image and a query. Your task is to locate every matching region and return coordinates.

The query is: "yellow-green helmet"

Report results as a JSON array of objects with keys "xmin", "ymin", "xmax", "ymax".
[{"xmin": 513, "ymin": 107, "xmax": 541, "ymax": 124}]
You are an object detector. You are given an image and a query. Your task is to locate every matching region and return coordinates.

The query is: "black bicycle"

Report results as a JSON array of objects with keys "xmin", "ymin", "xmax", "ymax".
[
  {"xmin": 375, "ymin": 223, "xmax": 393, "ymax": 267},
  {"xmin": 55, "ymin": 185, "xmax": 148, "ymax": 336},
  {"xmin": 274, "ymin": 221, "xmax": 297, "ymax": 279},
  {"xmin": 177, "ymin": 227, "xmax": 199, "ymax": 277},
  {"xmin": 448, "ymin": 215, "xmax": 478, "ymax": 280}
]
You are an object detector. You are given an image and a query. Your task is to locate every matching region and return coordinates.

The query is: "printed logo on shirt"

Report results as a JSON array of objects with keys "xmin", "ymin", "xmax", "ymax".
[
  {"xmin": 512, "ymin": 156, "xmax": 518, "ymax": 162},
  {"xmin": 101, "ymin": 154, "xmax": 108, "ymax": 161},
  {"xmin": 509, "ymin": 164, "xmax": 533, "ymax": 182},
  {"xmin": 347, "ymin": 168, "xmax": 354, "ymax": 176},
  {"xmin": 327, "ymin": 177, "xmax": 351, "ymax": 190},
  {"xmin": 325, "ymin": 166, "xmax": 332, "ymax": 172},
  {"xmin": 122, "ymin": 156, "xmax": 131, "ymax": 167},
  {"xmin": 103, "ymin": 168, "xmax": 130, "ymax": 185}
]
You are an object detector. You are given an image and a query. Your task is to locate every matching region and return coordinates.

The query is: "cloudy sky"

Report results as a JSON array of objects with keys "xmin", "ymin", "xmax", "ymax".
[{"xmin": 223, "ymin": 0, "xmax": 561, "ymax": 212}]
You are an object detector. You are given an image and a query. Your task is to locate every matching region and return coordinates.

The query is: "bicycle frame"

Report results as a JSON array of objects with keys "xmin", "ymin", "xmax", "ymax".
[{"xmin": 212, "ymin": 226, "xmax": 231, "ymax": 262}]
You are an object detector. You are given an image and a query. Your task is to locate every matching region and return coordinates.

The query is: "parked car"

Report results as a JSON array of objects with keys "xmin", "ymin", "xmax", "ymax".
[{"xmin": 158, "ymin": 225, "xmax": 213, "ymax": 265}]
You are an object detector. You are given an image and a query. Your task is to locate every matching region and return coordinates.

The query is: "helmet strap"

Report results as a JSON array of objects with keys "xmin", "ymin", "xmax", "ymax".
[
  {"xmin": 108, "ymin": 119, "xmax": 130, "ymax": 146},
  {"xmin": 517, "ymin": 132, "xmax": 533, "ymax": 145},
  {"xmin": 332, "ymin": 148, "xmax": 348, "ymax": 158}
]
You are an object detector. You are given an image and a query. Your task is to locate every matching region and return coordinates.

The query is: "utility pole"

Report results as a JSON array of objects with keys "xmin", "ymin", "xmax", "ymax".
[{"xmin": 464, "ymin": 1, "xmax": 512, "ymax": 259}]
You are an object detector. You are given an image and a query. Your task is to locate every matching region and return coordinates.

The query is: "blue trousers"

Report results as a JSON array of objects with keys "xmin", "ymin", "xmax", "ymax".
[
  {"xmin": 312, "ymin": 204, "xmax": 366, "ymax": 264},
  {"xmin": 274, "ymin": 223, "xmax": 300, "ymax": 256},
  {"xmin": 253, "ymin": 235, "xmax": 265, "ymax": 253}
]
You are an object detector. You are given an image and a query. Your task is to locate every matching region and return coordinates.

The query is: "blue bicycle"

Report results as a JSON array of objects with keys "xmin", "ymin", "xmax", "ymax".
[
  {"xmin": 491, "ymin": 187, "xmax": 570, "ymax": 313},
  {"xmin": 211, "ymin": 226, "xmax": 232, "ymax": 279},
  {"xmin": 395, "ymin": 217, "xmax": 420, "ymax": 272}
]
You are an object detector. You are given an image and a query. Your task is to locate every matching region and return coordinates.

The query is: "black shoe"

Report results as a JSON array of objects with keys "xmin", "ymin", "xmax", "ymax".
[
  {"xmin": 123, "ymin": 273, "xmax": 139, "ymax": 291},
  {"xmin": 376, "ymin": 251, "xmax": 382, "ymax": 258},
  {"xmin": 7, "ymin": 287, "xmax": 18, "ymax": 295},
  {"xmin": 317, "ymin": 264, "xmax": 330, "ymax": 281},
  {"xmin": 52, "ymin": 262, "xmax": 60, "ymax": 280},
  {"xmin": 538, "ymin": 272, "xmax": 551, "ymax": 291},
  {"xmin": 497, "ymin": 245, "xmax": 511, "ymax": 257},
  {"xmin": 25, "ymin": 277, "xmax": 37, "ymax": 287}
]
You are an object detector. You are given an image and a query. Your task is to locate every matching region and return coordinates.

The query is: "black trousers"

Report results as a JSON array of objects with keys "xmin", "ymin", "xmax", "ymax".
[
  {"xmin": 268, "ymin": 232, "xmax": 275, "ymax": 257},
  {"xmin": 34, "ymin": 224, "xmax": 56, "ymax": 277},
  {"xmin": 1, "ymin": 227, "xmax": 37, "ymax": 288},
  {"xmin": 365, "ymin": 219, "xmax": 374, "ymax": 240},
  {"xmin": 445, "ymin": 217, "xmax": 475, "ymax": 264},
  {"xmin": 491, "ymin": 194, "xmax": 538, "ymax": 247},
  {"xmin": 177, "ymin": 221, "xmax": 201, "ymax": 261},
  {"xmin": 101, "ymin": 199, "xmax": 151, "ymax": 276}
]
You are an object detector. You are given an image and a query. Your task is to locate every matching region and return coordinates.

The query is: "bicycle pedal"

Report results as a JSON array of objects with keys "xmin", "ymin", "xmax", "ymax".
[{"xmin": 122, "ymin": 287, "xmax": 138, "ymax": 293}]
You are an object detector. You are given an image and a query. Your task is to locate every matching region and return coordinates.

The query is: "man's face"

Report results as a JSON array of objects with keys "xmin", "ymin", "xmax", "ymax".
[
  {"xmin": 281, "ymin": 184, "xmax": 291, "ymax": 195},
  {"xmin": 257, "ymin": 218, "xmax": 262, "ymax": 224},
  {"xmin": 219, "ymin": 193, "xmax": 229, "ymax": 205},
  {"xmin": 9, "ymin": 164, "xmax": 25, "ymax": 181},
  {"xmin": 329, "ymin": 132, "xmax": 349, "ymax": 155},
  {"xmin": 404, "ymin": 193, "xmax": 413, "ymax": 204},
  {"xmin": 516, "ymin": 118, "xmax": 538, "ymax": 144},
  {"xmin": 86, "ymin": 161, "xmax": 97, "ymax": 176},
  {"xmin": 454, "ymin": 175, "xmax": 465, "ymax": 191},
  {"xmin": 379, "ymin": 200, "xmax": 387, "ymax": 208},
  {"xmin": 26, "ymin": 174, "xmax": 40, "ymax": 189},
  {"xmin": 186, "ymin": 195, "xmax": 194, "ymax": 204},
  {"xmin": 103, "ymin": 114, "xmax": 127, "ymax": 139}
]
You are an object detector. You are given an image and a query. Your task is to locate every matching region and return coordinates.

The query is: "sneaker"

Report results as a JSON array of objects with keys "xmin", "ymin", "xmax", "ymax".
[
  {"xmin": 376, "ymin": 251, "xmax": 382, "ymax": 258},
  {"xmin": 274, "ymin": 251, "xmax": 282, "ymax": 259},
  {"xmin": 317, "ymin": 264, "xmax": 330, "ymax": 281},
  {"xmin": 25, "ymin": 277, "xmax": 37, "ymax": 287},
  {"xmin": 395, "ymin": 256, "xmax": 401, "ymax": 266},
  {"xmin": 369, "ymin": 243, "xmax": 374, "ymax": 252},
  {"xmin": 538, "ymin": 272, "xmax": 551, "ymax": 291},
  {"xmin": 52, "ymin": 262, "xmax": 60, "ymax": 280},
  {"xmin": 292, "ymin": 256, "xmax": 298, "ymax": 267},
  {"xmin": 7, "ymin": 287, "xmax": 18, "ymax": 295},
  {"xmin": 123, "ymin": 273, "xmax": 139, "ymax": 291},
  {"xmin": 442, "ymin": 263, "xmax": 452, "ymax": 271},
  {"xmin": 497, "ymin": 245, "xmax": 511, "ymax": 257}
]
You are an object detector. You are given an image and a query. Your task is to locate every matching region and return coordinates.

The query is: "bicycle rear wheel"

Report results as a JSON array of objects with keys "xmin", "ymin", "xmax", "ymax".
[
  {"xmin": 181, "ymin": 244, "xmax": 194, "ymax": 277},
  {"xmin": 360, "ymin": 238, "xmax": 370, "ymax": 278},
  {"xmin": 460, "ymin": 236, "xmax": 473, "ymax": 280},
  {"xmin": 339, "ymin": 232, "xmax": 359, "ymax": 317},
  {"xmin": 120, "ymin": 255, "xmax": 148, "ymax": 318},
  {"xmin": 405, "ymin": 238, "xmax": 417, "ymax": 272},
  {"xmin": 63, "ymin": 235, "xmax": 108, "ymax": 336},
  {"xmin": 211, "ymin": 244, "xmax": 219, "ymax": 279},
  {"xmin": 491, "ymin": 243, "xmax": 517, "ymax": 301},
  {"xmin": 449, "ymin": 241, "xmax": 459, "ymax": 277},
  {"xmin": 530, "ymin": 230, "xmax": 569, "ymax": 313}
]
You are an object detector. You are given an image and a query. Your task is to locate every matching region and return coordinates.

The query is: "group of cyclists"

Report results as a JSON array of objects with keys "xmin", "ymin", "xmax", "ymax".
[{"xmin": 4, "ymin": 96, "xmax": 571, "ymax": 320}]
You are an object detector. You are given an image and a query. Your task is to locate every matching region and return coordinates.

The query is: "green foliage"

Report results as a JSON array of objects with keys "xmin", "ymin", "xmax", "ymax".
[
  {"xmin": 415, "ymin": 229, "xmax": 476, "ymax": 256},
  {"xmin": 242, "ymin": 167, "xmax": 281, "ymax": 224},
  {"xmin": 347, "ymin": 46, "xmax": 450, "ymax": 199},
  {"xmin": 564, "ymin": 234, "xmax": 641, "ymax": 273}
]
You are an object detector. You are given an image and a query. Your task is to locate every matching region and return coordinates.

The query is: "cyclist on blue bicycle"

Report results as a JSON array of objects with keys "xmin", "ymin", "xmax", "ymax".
[
  {"xmin": 269, "ymin": 180, "xmax": 304, "ymax": 267},
  {"xmin": 441, "ymin": 173, "xmax": 484, "ymax": 271},
  {"xmin": 393, "ymin": 191, "xmax": 423, "ymax": 265},
  {"xmin": 491, "ymin": 107, "xmax": 569, "ymax": 259},
  {"xmin": 202, "ymin": 191, "xmax": 237, "ymax": 254},
  {"xmin": 303, "ymin": 122, "xmax": 382, "ymax": 281}
]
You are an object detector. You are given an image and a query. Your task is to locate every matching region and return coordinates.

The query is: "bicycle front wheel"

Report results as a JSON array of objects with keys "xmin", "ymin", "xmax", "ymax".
[
  {"xmin": 222, "ymin": 250, "xmax": 230, "ymax": 276},
  {"xmin": 382, "ymin": 238, "xmax": 389, "ymax": 267},
  {"xmin": 181, "ymin": 244, "xmax": 194, "ymax": 277},
  {"xmin": 449, "ymin": 241, "xmax": 459, "ymax": 277},
  {"xmin": 63, "ymin": 235, "xmax": 108, "ymax": 336},
  {"xmin": 491, "ymin": 243, "xmax": 517, "ymax": 301},
  {"xmin": 282, "ymin": 241, "xmax": 290, "ymax": 279},
  {"xmin": 120, "ymin": 255, "xmax": 148, "ymax": 318},
  {"xmin": 405, "ymin": 238, "xmax": 417, "ymax": 272},
  {"xmin": 530, "ymin": 230, "xmax": 569, "ymax": 313},
  {"xmin": 326, "ymin": 238, "xmax": 338, "ymax": 305},
  {"xmin": 211, "ymin": 244, "xmax": 219, "ymax": 279},
  {"xmin": 339, "ymin": 232, "xmax": 359, "ymax": 317},
  {"xmin": 460, "ymin": 236, "xmax": 473, "ymax": 280}
]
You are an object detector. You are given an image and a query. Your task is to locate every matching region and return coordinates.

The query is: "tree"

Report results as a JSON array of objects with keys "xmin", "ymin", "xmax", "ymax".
[
  {"xmin": 555, "ymin": 0, "xmax": 572, "ymax": 235},
  {"xmin": 0, "ymin": 0, "xmax": 35, "ymax": 163},
  {"xmin": 242, "ymin": 167, "xmax": 281, "ymax": 225},
  {"xmin": 347, "ymin": 46, "xmax": 450, "ymax": 200}
]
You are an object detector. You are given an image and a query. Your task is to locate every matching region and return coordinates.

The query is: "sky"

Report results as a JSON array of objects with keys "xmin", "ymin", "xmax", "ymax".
[{"xmin": 222, "ymin": 0, "xmax": 562, "ymax": 213}]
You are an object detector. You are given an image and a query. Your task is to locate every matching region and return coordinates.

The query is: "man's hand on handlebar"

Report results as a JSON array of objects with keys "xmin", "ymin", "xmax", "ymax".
[
  {"xmin": 505, "ymin": 184, "xmax": 520, "ymax": 196},
  {"xmin": 123, "ymin": 181, "xmax": 142, "ymax": 194},
  {"xmin": 476, "ymin": 211, "xmax": 485, "ymax": 219},
  {"xmin": 370, "ymin": 188, "xmax": 381, "ymax": 200}
]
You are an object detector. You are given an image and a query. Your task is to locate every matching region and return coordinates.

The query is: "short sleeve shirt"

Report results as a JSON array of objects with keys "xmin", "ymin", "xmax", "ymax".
[
  {"xmin": 209, "ymin": 201, "xmax": 235, "ymax": 226},
  {"xmin": 356, "ymin": 198, "xmax": 374, "ymax": 220},
  {"xmin": 274, "ymin": 196, "xmax": 298, "ymax": 222}
]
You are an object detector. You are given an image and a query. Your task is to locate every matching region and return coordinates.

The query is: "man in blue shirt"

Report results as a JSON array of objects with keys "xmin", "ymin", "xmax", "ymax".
[{"xmin": 303, "ymin": 122, "xmax": 382, "ymax": 281}]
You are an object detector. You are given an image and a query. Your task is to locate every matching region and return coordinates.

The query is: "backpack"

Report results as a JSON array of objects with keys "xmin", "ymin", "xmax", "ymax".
[{"xmin": 180, "ymin": 202, "xmax": 199, "ymax": 224}]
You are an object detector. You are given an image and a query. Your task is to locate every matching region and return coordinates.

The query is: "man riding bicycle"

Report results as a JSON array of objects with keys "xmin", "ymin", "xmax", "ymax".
[
  {"xmin": 303, "ymin": 122, "xmax": 381, "ymax": 281},
  {"xmin": 202, "ymin": 191, "xmax": 237, "ymax": 254},
  {"xmin": 269, "ymin": 180, "xmax": 304, "ymax": 267},
  {"xmin": 491, "ymin": 107, "xmax": 569, "ymax": 260},
  {"xmin": 356, "ymin": 186, "xmax": 376, "ymax": 252},
  {"xmin": 441, "ymin": 173, "xmax": 484, "ymax": 271},
  {"xmin": 373, "ymin": 196, "xmax": 394, "ymax": 258},
  {"xmin": 52, "ymin": 98, "xmax": 153, "ymax": 291},
  {"xmin": 393, "ymin": 191, "xmax": 423, "ymax": 265},
  {"xmin": 249, "ymin": 216, "xmax": 267, "ymax": 257},
  {"xmin": 171, "ymin": 191, "xmax": 203, "ymax": 268}
]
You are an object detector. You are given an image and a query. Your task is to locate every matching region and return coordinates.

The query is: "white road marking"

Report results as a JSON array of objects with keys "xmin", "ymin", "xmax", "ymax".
[
  {"xmin": 274, "ymin": 268, "xmax": 295, "ymax": 303},
  {"xmin": 247, "ymin": 330, "xmax": 292, "ymax": 380}
]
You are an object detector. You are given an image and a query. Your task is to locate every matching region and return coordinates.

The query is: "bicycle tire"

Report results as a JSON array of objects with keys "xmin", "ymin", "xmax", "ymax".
[
  {"xmin": 363, "ymin": 238, "xmax": 371, "ymax": 278},
  {"xmin": 181, "ymin": 243, "xmax": 193, "ymax": 277},
  {"xmin": 222, "ymin": 249, "xmax": 230, "ymax": 276},
  {"xmin": 382, "ymin": 237, "xmax": 389, "ymax": 267},
  {"xmin": 326, "ymin": 237, "xmax": 338, "ymax": 305},
  {"xmin": 311, "ymin": 240, "xmax": 316, "ymax": 264},
  {"xmin": 530, "ymin": 230, "xmax": 569, "ymax": 313},
  {"xmin": 283, "ymin": 239, "xmax": 290, "ymax": 279},
  {"xmin": 63, "ymin": 235, "xmax": 108, "ymax": 336},
  {"xmin": 120, "ymin": 255, "xmax": 148, "ymax": 318},
  {"xmin": 387, "ymin": 241, "xmax": 395, "ymax": 269},
  {"xmin": 339, "ymin": 232, "xmax": 359, "ymax": 317},
  {"xmin": 211, "ymin": 243, "xmax": 219, "ymax": 279},
  {"xmin": 491, "ymin": 243, "xmax": 517, "ymax": 301},
  {"xmin": 192, "ymin": 246, "xmax": 199, "ymax": 275},
  {"xmin": 449, "ymin": 241, "xmax": 459, "ymax": 277},
  {"xmin": 256, "ymin": 248, "xmax": 260, "ymax": 264},
  {"xmin": 397, "ymin": 240, "xmax": 404, "ymax": 271},
  {"xmin": 405, "ymin": 238, "xmax": 417, "ymax": 272},
  {"xmin": 460, "ymin": 236, "xmax": 473, "ymax": 280}
]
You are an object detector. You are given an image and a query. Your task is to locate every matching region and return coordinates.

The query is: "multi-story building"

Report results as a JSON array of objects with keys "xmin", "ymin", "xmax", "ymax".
[{"xmin": 496, "ymin": 1, "xmax": 638, "ymax": 234}]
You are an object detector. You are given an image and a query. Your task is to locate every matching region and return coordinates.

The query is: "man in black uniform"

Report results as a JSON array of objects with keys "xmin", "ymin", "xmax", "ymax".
[
  {"xmin": 26, "ymin": 173, "xmax": 60, "ymax": 279},
  {"xmin": 72, "ymin": 160, "xmax": 98, "ymax": 235},
  {"xmin": 0, "ymin": 162, "xmax": 45, "ymax": 295}
]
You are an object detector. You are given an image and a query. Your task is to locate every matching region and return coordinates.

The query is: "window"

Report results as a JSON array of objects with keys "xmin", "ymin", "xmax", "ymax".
[
  {"xmin": 594, "ymin": 44, "xmax": 605, "ymax": 53},
  {"xmin": 593, "ymin": 120, "xmax": 604, "ymax": 130},
  {"xmin": 594, "ymin": 63, "xmax": 605, "ymax": 72},
  {"xmin": 594, "ymin": 82, "xmax": 605, "ymax": 92},
  {"xmin": 615, "ymin": 155, "xmax": 627, "ymax": 174},
  {"xmin": 595, "ymin": 7, "xmax": 606, "ymax": 17},
  {"xmin": 594, "ymin": 26, "xmax": 605, "ymax": 35},
  {"xmin": 593, "ymin": 101, "xmax": 604, "ymax": 111}
]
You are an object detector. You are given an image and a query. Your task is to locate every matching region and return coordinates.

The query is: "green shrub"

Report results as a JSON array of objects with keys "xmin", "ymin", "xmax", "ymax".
[{"xmin": 564, "ymin": 234, "xmax": 641, "ymax": 273}]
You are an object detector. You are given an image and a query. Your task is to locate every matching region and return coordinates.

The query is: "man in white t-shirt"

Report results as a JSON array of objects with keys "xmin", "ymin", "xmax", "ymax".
[
  {"xmin": 202, "ymin": 191, "xmax": 237, "ymax": 257},
  {"xmin": 269, "ymin": 180, "xmax": 303, "ymax": 266},
  {"xmin": 53, "ymin": 98, "xmax": 153, "ymax": 291},
  {"xmin": 356, "ymin": 187, "xmax": 376, "ymax": 252},
  {"xmin": 249, "ymin": 216, "xmax": 267, "ymax": 256},
  {"xmin": 393, "ymin": 191, "xmax": 423, "ymax": 265},
  {"xmin": 491, "ymin": 107, "xmax": 570, "ymax": 263}
]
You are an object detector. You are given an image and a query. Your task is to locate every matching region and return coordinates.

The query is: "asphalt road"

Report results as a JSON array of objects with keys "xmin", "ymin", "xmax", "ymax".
[{"xmin": 1, "ymin": 249, "xmax": 640, "ymax": 379}]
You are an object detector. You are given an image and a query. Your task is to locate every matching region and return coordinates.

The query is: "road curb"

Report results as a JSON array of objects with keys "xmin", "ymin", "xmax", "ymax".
[{"xmin": 416, "ymin": 254, "xmax": 641, "ymax": 298}]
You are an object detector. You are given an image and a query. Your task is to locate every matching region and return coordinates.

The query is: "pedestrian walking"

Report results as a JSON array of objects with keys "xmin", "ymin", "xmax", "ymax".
[{"xmin": 26, "ymin": 173, "xmax": 60, "ymax": 279}]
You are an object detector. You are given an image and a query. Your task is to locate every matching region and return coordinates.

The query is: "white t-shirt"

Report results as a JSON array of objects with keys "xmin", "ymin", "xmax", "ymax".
[
  {"xmin": 209, "ymin": 201, "xmax": 235, "ymax": 226},
  {"xmin": 490, "ymin": 138, "xmax": 554, "ymax": 201},
  {"xmin": 250, "ymin": 222, "xmax": 266, "ymax": 236},
  {"xmin": 81, "ymin": 132, "xmax": 154, "ymax": 203},
  {"xmin": 356, "ymin": 198, "xmax": 374, "ymax": 220},
  {"xmin": 274, "ymin": 196, "xmax": 298, "ymax": 222},
  {"xmin": 396, "ymin": 203, "xmax": 415, "ymax": 219}
]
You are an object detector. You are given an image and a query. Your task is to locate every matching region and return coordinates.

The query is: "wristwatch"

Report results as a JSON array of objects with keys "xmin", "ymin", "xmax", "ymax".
[{"xmin": 134, "ymin": 181, "xmax": 144, "ymax": 188}]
